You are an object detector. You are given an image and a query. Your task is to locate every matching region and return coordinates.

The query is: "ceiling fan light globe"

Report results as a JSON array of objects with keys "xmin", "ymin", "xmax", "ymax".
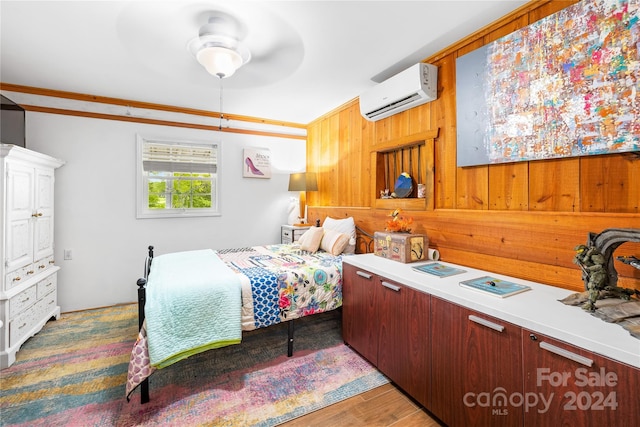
[{"xmin": 197, "ymin": 46, "xmax": 243, "ymax": 78}]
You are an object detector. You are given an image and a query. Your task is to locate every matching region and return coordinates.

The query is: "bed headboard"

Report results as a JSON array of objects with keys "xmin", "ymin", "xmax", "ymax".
[{"xmin": 355, "ymin": 226, "xmax": 374, "ymax": 254}]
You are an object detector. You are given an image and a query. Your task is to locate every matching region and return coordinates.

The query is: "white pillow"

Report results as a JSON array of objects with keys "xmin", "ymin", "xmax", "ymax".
[
  {"xmin": 299, "ymin": 226, "xmax": 324, "ymax": 253},
  {"xmin": 323, "ymin": 217, "xmax": 356, "ymax": 254},
  {"xmin": 320, "ymin": 228, "xmax": 350, "ymax": 255}
]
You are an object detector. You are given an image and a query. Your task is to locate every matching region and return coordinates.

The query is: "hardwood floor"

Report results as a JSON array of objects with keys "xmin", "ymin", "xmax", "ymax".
[{"xmin": 279, "ymin": 383, "xmax": 442, "ymax": 427}]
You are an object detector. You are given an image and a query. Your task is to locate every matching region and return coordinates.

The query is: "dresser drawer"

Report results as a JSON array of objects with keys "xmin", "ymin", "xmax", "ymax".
[
  {"xmin": 5, "ymin": 263, "xmax": 35, "ymax": 291},
  {"xmin": 33, "ymin": 255, "xmax": 55, "ymax": 275},
  {"xmin": 9, "ymin": 285, "xmax": 37, "ymax": 320},
  {"xmin": 282, "ymin": 228, "xmax": 293, "ymax": 244},
  {"xmin": 292, "ymin": 229, "xmax": 308, "ymax": 242},
  {"xmin": 36, "ymin": 274, "xmax": 57, "ymax": 299},
  {"xmin": 281, "ymin": 225, "xmax": 310, "ymax": 244},
  {"xmin": 9, "ymin": 305, "xmax": 39, "ymax": 346},
  {"xmin": 36, "ymin": 292, "xmax": 57, "ymax": 319}
]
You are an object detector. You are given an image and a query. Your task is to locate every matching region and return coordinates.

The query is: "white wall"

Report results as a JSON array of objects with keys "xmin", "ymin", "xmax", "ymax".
[{"xmin": 26, "ymin": 112, "xmax": 306, "ymax": 312}]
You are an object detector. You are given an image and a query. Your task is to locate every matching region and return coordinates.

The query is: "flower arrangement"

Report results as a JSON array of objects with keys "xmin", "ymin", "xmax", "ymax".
[{"xmin": 385, "ymin": 208, "xmax": 413, "ymax": 233}]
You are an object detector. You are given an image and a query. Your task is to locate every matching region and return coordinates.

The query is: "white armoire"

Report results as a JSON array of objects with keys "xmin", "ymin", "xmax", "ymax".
[{"xmin": 0, "ymin": 144, "xmax": 64, "ymax": 368}]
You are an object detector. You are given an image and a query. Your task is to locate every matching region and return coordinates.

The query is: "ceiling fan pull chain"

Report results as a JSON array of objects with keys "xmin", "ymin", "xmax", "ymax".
[{"xmin": 219, "ymin": 78, "xmax": 224, "ymax": 130}]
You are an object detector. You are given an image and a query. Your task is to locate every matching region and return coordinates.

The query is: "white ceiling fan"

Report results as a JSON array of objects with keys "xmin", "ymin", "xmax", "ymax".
[
  {"xmin": 187, "ymin": 11, "xmax": 252, "ymax": 79},
  {"xmin": 116, "ymin": 2, "xmax": 304, "ymax": 89}
]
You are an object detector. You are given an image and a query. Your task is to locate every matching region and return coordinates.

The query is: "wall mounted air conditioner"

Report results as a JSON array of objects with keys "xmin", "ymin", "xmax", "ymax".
[{"xmin": 359, "ymin": 63, "xmax": 438, "ymax": 121}]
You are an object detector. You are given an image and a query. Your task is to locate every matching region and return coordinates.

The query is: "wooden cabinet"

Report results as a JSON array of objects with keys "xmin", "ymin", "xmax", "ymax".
[
  {"xmin": 0, "ymin": 144, "xmax": 64, "ymax": 368},
  {"xmin": 431, "ymin": 297, "xmax": 523, "ymax": 426},
  {"xmin": 522, "ymin": 329, "xmax": 640, "ymax": 427},
  {"xmin": 343, "ymin": 256, "xmax": 640, "ymax": 427},
  {"xmin": 378, "ymin": 275, "xmax": 430, "ymax": 406},
  {"xmin": 342, "ymin": 263, "xmax": 430, "ymax": 407},
  {"xmin": 342, "ymin": 264, "xmax": 379, "ymax": 364}
]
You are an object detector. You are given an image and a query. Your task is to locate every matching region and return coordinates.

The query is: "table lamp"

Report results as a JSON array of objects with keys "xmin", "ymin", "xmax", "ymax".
[{"xmin": 288, "ymin": 172, "xmax": 318, "ymax": 225}]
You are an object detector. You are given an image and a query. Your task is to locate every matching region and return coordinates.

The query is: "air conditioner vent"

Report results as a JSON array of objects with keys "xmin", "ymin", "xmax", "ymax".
[
  {"xmin": 359, "ymin": 63, "xmax": 437, "ymax": 121},
  {"xmin": 364, "ymin": 92, "xmax": 424, "ymax": 120}
]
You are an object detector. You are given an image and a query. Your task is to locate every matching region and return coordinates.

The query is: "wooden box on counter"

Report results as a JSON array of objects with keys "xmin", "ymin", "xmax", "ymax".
[{"xmin": 374, "ymin": 232, "xmax": 428, "ymax": 263}]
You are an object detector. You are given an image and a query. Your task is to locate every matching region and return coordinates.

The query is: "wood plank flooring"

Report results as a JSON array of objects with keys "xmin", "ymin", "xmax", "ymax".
[{"xmin": 279, "ymin": 383, "xmax": 442, "ymax": 426}]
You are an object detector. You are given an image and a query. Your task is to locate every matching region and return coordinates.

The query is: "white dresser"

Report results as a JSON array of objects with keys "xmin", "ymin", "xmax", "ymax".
[{"xmin": 0, "ymin": 144, "xmax": 64, "ymax": 368}]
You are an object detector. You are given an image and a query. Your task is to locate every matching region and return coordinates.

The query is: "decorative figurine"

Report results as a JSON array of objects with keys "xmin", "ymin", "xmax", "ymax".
[
  {"xmin": 572, "ymin": 228, "xmax": 640, "ymax": 311},
  {"xmin": 573, "ymin": 245, "xmax": 608, "ymax": 311}
]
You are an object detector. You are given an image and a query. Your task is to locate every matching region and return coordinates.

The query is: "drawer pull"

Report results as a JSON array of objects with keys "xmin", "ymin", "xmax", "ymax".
[
  {"xmin": 539, "ymin": 341, "xmax": 594, "ymax": 367},
  {"xmin": 49, "ymin": 260, "xmax": 55, "ymax": 264},
  {"xmin": 18, "ymin": 322, "xmax": 27, "ymax": 330},
  {"xmin": 20, "ymin": 297, "xmax": 31, "ymax": 304},
  {"xmin": 381, "ymin": 281, "xmax": 401, "ymax": 292},
  {"xmin": 469, "ymin": 315, "xmax": 505, "ymax": 332},
  {"xmin": 27, "ymin": 270, "xmax": 35, "ymax": 275},
  {"xmin": 356, "ymin": 271, "xmax": 372, "ymax": 280},
  {"xmin": 39, "ymin": 264, "xmax": 46, "ymax": 269},
  {"xmin": 13, "ymin": 276, "xmax": 21, "ymax": 282}
]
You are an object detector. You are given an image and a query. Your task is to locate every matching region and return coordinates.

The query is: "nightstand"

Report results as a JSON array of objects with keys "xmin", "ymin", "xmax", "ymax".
[{"xmin": 281, "ymin": 225, "xmax": 311, "ymax": 244}]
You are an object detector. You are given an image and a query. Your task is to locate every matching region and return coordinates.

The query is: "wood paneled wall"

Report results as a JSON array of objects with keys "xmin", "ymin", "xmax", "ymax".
[{"xmin": 306, "ymin": 0, "xmax": 640, "ymax": 292}]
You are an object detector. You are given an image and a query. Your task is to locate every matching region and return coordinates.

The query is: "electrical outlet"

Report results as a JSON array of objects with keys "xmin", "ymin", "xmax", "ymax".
[{"xmin": 64, "ymin": 249, "xmax": 73, "ymax": 260}]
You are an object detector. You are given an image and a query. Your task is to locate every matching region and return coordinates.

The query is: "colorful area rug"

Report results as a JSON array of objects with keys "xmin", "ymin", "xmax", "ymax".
[{"xmin": 0, "ymin": 304, "xmax": 388, "ymax": 426}]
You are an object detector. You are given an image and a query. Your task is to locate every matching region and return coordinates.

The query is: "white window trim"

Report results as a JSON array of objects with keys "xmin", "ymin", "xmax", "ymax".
[{"xmin": 136, "ymin": 134, "xmax": 222, "ymax": 219}]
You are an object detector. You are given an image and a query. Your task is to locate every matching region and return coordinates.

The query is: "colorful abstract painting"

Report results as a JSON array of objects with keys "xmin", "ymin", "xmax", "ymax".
[{"xmin": 456, "ymin": 0, "xmax": 639, "ymax": 166}]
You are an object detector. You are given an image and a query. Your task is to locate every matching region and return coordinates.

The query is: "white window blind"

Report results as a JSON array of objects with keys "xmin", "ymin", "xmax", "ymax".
[
  {"xmin": 142, "ymin": 141, "xmax": 218, "ymax": 173},
  {"xmin": 136, "ymin": 135, "xmax": 221, "ymax": 219}
]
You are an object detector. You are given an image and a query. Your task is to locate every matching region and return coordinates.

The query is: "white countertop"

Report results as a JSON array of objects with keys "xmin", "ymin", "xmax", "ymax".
[{"xmin": 343, "ymin": 254, "xmax": 640, "ymax": 369}]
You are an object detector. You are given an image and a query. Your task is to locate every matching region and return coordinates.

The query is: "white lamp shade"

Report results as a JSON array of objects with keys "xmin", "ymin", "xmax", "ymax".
[{"xmin": 196, "ymin": 46, "xmax": 243, "ymax": 78}]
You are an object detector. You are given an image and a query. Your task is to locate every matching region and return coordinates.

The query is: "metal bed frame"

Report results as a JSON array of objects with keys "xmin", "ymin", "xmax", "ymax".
[{"xmin": 134, "ymin": 226, "xmax": 374, "ymax": 404}]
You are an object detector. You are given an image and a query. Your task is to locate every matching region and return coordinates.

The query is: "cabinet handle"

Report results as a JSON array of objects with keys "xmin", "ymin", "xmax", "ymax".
[
  {"xmin": 468, "ymin": 314, "xmax": 505, "ymax": 332},
  {"xmin": 356, "ymin": 271, "xmax": 372, "ymax": 280},
  {"xmin": 381, "ymin": 281, "xmax": 401, "ymax": 292},
  {"xmin": 539, "ymin": 341, "xmax": 594, "ymax": 367},
  {"xmin": 31, "ymin": 212, "xmax": 43, "ymax": 217}
]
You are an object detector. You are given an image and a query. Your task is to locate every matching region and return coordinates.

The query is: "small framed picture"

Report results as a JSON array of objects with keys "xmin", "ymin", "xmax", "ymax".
[{"xmin": 243, "ymin": 148, "xmax": 271, "ymax": 179}]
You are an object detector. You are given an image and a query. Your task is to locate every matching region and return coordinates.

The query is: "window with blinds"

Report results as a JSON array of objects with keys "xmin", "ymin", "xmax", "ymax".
[{"xmin": 136, "ymin": 135, "xmax": 221, "ymax": 218}]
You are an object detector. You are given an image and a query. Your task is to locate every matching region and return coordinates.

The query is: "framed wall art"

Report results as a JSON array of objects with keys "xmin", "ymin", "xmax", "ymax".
[
  {"xmin": 243, "ymin": 148, "xmax": 271, "ymax": 178},
  {"xmin": 456, "ymin": 0, "xmax": 639, "ymax": 167}
]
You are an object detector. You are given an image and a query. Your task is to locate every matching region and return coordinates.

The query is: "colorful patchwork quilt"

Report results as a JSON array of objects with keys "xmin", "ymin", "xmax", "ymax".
[{"xmin": 126, "ymin": 244, "xmax": 343, "ymax": 400}]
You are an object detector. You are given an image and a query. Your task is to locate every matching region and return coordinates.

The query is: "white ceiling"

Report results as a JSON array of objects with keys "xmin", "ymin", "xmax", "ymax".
[{"xmin": 0, "ymin": 1, "xmax": 529, "ymax": 124}]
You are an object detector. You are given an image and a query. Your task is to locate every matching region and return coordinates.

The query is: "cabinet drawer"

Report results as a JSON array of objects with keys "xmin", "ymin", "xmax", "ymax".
[
  {"xmin": 281, "ymin": 228, "xmax": 294, "ymax": 244},
  {"xmin": 36, "ymin": 274, "xmax": 57, "ymax": 299},
  {"xmin": 292, "ymin": 229, "xmax": 307, "ymax": 242},
  {"xmin": 9, "ymin": 285, "xmax": 37, "ymax": 320},
  {"xmin": 5, "ymin": 263, "xmax": 36, "ymax": 291},
  {"xmin": 9, "ymin": 305, "xmax": 39, "ymax": 346},
  {"xmin": 36, "ymin": 292, "xmax": 57, "ymax": 319},
  {"xmin": 33, "ymin": 255, "xmax": 55, "ymax": 274}
]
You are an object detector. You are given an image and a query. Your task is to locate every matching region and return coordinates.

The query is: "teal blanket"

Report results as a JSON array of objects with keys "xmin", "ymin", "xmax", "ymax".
[{"xmin": 145, "ymin": 249, "xmax": 242, "ymax": 369}]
